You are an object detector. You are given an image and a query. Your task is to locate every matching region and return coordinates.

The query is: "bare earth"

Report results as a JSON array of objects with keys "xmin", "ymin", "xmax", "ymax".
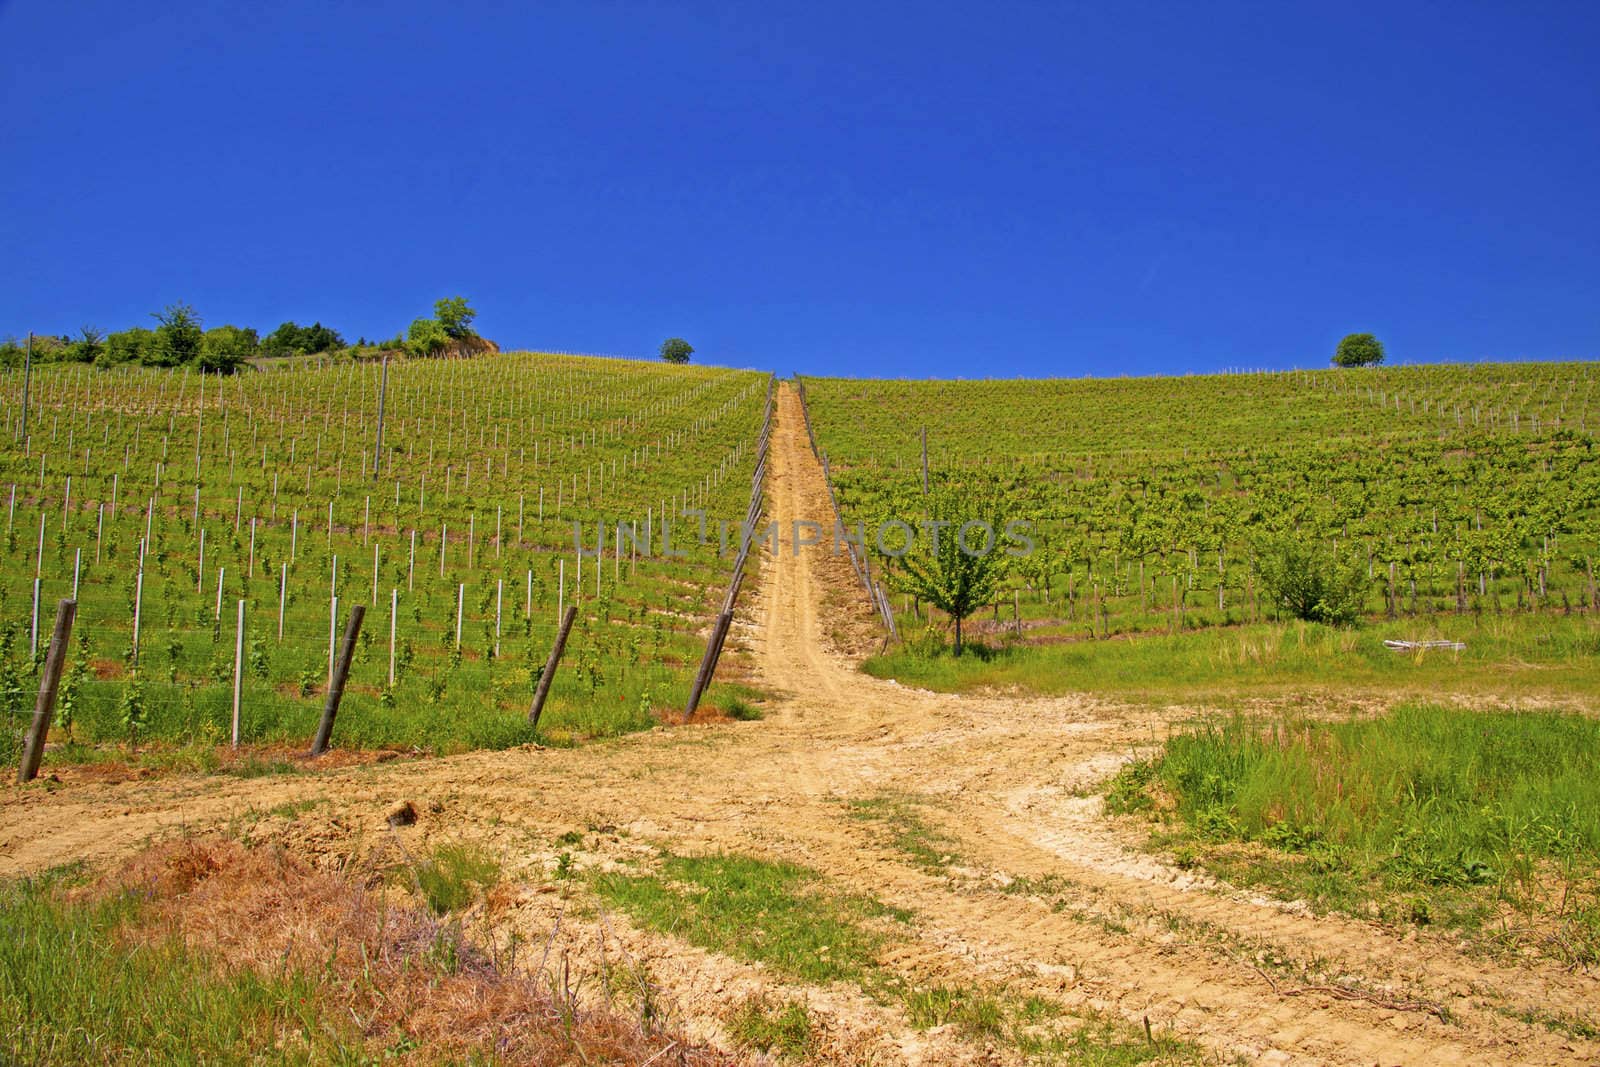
[{"xmin": 3, "ymin": 384, "xmax": 1597, "ymax": 1065}]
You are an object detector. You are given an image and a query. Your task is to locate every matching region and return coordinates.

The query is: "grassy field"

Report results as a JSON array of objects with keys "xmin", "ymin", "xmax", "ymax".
[
  {"xmin": 1106, "ymin": 704, "xmax": 1600, "ymax": 965},
  {"xmin": 0, "ymin": 353, "xmax": 770, "ymax": 766},
  {"xmin": 863, "ymin": 613, "xmax": 1600, "ymax": 707}
]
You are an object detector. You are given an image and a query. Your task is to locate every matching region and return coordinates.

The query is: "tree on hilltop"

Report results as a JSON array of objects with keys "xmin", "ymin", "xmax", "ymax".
[
  {"xmin": 434, "ymin": 297, "xmax": 477, "ymax": 339},
  {"xmin": 659, "ymin": 337, "xmax": 693, "ymax": 364},
  {"xmin": 406, "ymin": 297, "xmax": 479, "ymax": 357},
  {"xmin": 1332, "ymin": 333, "xmax": 1385, "ymax": 367},
  {"xmin": 66, "ymin": 327, "xmax": 104, "ymax": 364},
  {"xmin": 148, "ymin": 303, "xmax": 204, "ymax": 367}
]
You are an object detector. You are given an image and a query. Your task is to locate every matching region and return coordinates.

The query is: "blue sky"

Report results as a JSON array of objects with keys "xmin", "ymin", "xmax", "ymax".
[{"xmin": 2, "ymin": 1, "xmax": 1596, "ymax": 378}]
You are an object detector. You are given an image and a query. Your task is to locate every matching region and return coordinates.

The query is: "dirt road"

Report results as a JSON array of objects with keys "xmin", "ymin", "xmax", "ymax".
[{"xmin": 3, "ymin": 384, "xmax": 1596, "ymax": 1065}]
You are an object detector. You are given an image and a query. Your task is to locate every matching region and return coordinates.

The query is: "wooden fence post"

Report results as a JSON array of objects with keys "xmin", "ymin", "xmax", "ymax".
[
  {"xmin": 17, "ymin": 598, "xmax": 75, "ymax": 783},
  {"xmin": 529, "ymin": 604, "xmax": 578, "ymax": 730},
  {"xmin": 310, "ymin": 604, "xmax": 365, "ymax": 757},
  {"xmin": 684, "ymin": 610, "xmax": 733, "ymax": 721}
]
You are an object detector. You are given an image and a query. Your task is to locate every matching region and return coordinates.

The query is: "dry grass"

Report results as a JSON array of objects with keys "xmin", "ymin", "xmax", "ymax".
[{"xmin": 55, "ymin": 837, "xmax": 744, "ymax": 1065}]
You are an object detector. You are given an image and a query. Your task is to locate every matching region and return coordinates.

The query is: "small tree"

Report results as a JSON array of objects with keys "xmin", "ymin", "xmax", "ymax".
[
  {"xmin": 149, "ymin": 303, "xmax": 204, "ymax": 367},
  {"xmin": 66, "ymin": 326, "xmax": 104, "ymax": 364},
  {"xmin": 885, "ymin": 477, "xmax": 1013, "ymax": 654},
  {"xmin": 1255, "ymin": 535, "xmax": 1367, "ymax": 624},
  {"xmin": 659, "ymin": 337, "xmax": 693, "ymax": 364},
  {"xmin": 1332, "ymin": 333, "xmax": 1384, "ymax": 367},
  {"xmin": 434, "ymin": 297, "xmax": 477, "ymax": 339}
]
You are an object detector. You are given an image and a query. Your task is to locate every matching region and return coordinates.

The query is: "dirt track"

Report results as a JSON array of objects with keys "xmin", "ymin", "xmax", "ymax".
[{"xmin": 3, "ymin": 384, "xmax": 1597, "ymax": 1065}]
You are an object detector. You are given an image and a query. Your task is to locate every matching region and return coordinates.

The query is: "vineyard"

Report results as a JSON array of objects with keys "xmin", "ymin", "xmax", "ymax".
[
  {"xmin": 0, "ymin": 353, "xmax": 770, "ymax": 765},
  {"xmin": 801, "ymin": 361, "xmax": 1600, "ymax": 682},
  {"xmin": 5, "ymin": 368, "xmax": 1600, "ymax": 1065}
]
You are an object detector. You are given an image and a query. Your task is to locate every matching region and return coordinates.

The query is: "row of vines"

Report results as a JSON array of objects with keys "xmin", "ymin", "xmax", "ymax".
[
  {"xmin": 0, "ymin": 353, "xmax": 768, "ymax": 760},
  {"xmin": 803, "ymin": 362, "xmax": 1600, "ymax": 641}
]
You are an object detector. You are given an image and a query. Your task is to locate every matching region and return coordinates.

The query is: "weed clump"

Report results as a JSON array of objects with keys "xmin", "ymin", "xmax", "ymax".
[{"xmin": 409, "ymin": 842, "xmax": 502, "ymax": 914}]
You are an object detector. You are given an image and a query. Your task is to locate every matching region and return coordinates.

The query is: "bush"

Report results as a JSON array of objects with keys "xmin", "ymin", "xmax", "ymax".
[
  {"xmin": 406, "ymin": 317, "xmax": 450, "ymax": 357},
  {"xmin": 199, "ymin": 326, "xmax": 258, "ymax": 374},
  {"xmin": 101, "ymin": 327, "xmax": 153, "ymax": 367},
  {"xmin": 1255, "ymin": 535, "xmax": 1367, "ymax": 624},
  {"xmin": 261, "ymin": 321, "xmax": 344, "ymax": 357}
]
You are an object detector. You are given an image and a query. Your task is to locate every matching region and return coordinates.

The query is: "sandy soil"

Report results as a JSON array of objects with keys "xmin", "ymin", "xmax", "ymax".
[{"xmin": 3, "ymin": 384, "xmax": 1596, "ymax": 1065}]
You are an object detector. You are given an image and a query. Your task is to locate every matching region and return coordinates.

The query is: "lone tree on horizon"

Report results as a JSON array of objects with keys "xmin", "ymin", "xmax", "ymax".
[
  {"xmin": 1332, "ymin": 333, "xmax": 1385, "ymax": 367},
  {"xmin": 659, "ymin": 337, "xmax": 693, "ymax": 364}
]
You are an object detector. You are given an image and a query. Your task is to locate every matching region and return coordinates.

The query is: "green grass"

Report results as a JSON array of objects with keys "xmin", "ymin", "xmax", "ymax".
[
  {"xmin": 726, "ymin": 996, "xmax": 816, "ymax": 1057},
  {"xmin": 594, "ymin": 851, "xmax": 1209, "ymax": 1064},
  {"xmin": 0, "ymin": 841, "xmax": 729, "ymax": 1065},
  {"xmin": 592, "ymin": 852, "xmax": 905, "ymax": 985},
  {"xmin": 903, "ymin": 984, "xmax": 1005, "ymax": 1035},
  {"xmin": 722, "ymin": 694, "xmax": 763, "ymax": 720},
  {"xmin": 1507, "ymin": 1004, "xmax": 1600, "ymax": 1042},
  {"xmin": 863, "ymin": 614, "xmax": 1600, "ymax": 706},
  {"xmin": 901, "ymin": 986, "xmax": 1203, "ymax": 1065},
  {"xmin": 1017, "ymin": 1011, "xmax": 1205, "ymax": 1066},
  {"xmin": 1107, "ymin": 703, "xmax": 1600, "ymax": 961},
  {"xmin": 409, "ymin": 842, "xmax": 502, "ymax": 915},
  {"xmin": 264, "ymin": 798, "xmax": 321, "ymax": 820},
  {"xmin": 846, "ymin": 793, "xmax": 963, "ymax": 874},
  {"xmin": 0, "ymin": 871, "xmax": 362, "ymax": 1064}
]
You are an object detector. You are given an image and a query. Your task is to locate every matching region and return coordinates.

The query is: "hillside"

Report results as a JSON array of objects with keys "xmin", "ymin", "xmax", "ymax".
[
  {"xmin": 803, "ymin": 362, "xmax": 1599, "ymax": 667},
  {"xmin": 0, "ymin": 352, "xmax": 769, "ymax": 759},
  {"xmin": 1, "ymin": 362, "xmax": 1597, "ymax": 1066}
]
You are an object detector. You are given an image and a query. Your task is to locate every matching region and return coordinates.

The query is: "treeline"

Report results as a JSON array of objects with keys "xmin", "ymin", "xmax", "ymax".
[{"xmin": 1, "ymin": 296, "xmax": 481, "ymax": 375}]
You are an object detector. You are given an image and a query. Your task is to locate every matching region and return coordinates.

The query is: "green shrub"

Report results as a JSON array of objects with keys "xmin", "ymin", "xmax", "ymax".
[{"xmin": 1255, "ymin": 536, "xmax": 1367, "ymax": 624}]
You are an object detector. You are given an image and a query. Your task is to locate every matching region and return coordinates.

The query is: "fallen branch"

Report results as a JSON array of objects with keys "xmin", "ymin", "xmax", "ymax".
[{"xmin": 1252, "ymin": 964, "xmax": 1449, "ymax": 1021}]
